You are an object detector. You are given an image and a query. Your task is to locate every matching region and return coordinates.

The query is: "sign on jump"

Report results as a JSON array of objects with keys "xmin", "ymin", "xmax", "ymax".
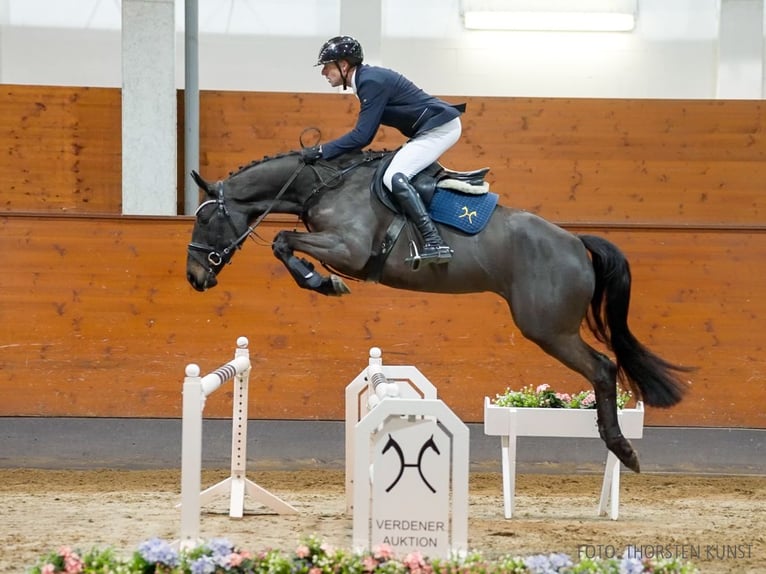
[
  {"xmin": 345, "ymin": 347, "xmax": 438, "ymax": 513},
  {"xmin": 347, "ymin": 348, "xmax": 469, "ymax": 558}
]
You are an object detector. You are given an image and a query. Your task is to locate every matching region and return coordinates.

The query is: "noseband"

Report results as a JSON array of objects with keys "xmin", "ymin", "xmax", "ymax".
[{"xmin": 187, "ymin": 181, "xmax": 254, "ymax": 271}]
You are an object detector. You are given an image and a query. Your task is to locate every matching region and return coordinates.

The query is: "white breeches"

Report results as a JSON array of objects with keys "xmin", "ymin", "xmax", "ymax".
[{"xmin": 383, "ymin": 117, "xmax": 462, "ymax": 190}]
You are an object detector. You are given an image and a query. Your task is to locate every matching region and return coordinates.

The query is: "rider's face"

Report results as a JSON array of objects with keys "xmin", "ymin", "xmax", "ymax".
[{"xmin": 321, "ymin": 60, "xmax": 350, "ymax": 88}]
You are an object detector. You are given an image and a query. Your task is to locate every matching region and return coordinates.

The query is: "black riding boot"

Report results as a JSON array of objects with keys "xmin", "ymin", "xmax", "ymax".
[{"xmin": 390, "ymin": 172, "xmax": 452, "ymax": 266}]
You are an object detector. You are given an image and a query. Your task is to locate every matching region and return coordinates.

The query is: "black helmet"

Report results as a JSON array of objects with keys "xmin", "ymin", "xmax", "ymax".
[{"xmin": 316, "ymin": 35, "xmax": 364, "ymax": 66}]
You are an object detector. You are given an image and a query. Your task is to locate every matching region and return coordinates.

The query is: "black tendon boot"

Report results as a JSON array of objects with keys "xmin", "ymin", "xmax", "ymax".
[{"xmin": 391, "ymin": 172, "xmax": 452, "ymax": 268}]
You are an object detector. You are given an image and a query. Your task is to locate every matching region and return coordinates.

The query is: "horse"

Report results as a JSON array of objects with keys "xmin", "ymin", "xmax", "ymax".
[{"xmin": 186, "ymin": 148, "xmax": 692, "ymax": 473}]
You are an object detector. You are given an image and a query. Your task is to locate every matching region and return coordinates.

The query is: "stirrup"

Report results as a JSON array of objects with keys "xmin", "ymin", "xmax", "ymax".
[{"xmin": 405, "ymin": 240, "xmax": 452, "ymax": 271}]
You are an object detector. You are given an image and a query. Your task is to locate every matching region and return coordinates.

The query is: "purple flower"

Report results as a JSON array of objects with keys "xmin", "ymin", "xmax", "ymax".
[
  {"xmin": 137, "ymin": 537, "xmax": 179, "ymax": 567},
  {"xmin": 621, "ymin": 549, "xmax": 645, "ymax": 574},
  {"xmin": 523, "ymin": 552, "xmax": 573, "ymax": 573},
  {"xmin": 524, "ymin": 554, "xmax": 553, "ymax": 573},
  {"xmin": 548, "ymin": 553, "xmax": 573, "ymax": 569},
  {"xmin": 190, "ymin": 555, "xmax": 216, "ymax": 574},
  {"xmin": 207, "ymin": 538, "xmax": 235, "ymax": 567}
]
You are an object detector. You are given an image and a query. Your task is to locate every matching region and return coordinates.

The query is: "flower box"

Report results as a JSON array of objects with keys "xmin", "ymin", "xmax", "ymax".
[{"xmin": 483, "ymin": 397, "xmax": 644, "ymax": 520}]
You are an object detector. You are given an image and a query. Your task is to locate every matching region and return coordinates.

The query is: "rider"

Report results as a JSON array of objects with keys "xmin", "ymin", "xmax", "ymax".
[{"xmin": 301, "ymin": 35, "xmax": 466, "ymax": 266}]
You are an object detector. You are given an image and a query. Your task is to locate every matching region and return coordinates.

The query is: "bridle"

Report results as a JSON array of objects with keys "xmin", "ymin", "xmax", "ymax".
[
  {"xmin": 187, "ymin": 161, "xmax": 304, "ymax": 275},
  {"xmin": 187, "ymin": 182, "xmax": 252, "ymax": 270},
  {"xmin": 187, "ymin": 150, "xmax": 379, "ymax": 281}
]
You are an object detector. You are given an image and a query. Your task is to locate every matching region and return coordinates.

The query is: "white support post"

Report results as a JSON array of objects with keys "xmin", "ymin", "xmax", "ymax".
[
  {"xmin": 196, "ymin": 340, "xmax": 297, "ymax": 519},
  {"xmin": 179, "ymin": 364, "xmax": 204, "ymax": 547},
  {"xmin": 178, "ymin": 337, "xmax": 297, "ymax": 547},
  {"xmin": 344, "ymin": 347, "xmax": 438, "ymax": 514},
  {"xmin": 484, "ymin": 397, "xmax": 644, "ymax": 520},
  {"xmin": 598, "ymin": 452, "xmax": 622, "ymax": 520}
]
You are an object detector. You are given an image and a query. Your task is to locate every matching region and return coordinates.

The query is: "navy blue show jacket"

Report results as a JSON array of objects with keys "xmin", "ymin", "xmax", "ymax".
[{"xmin": 320, "ymin": 64, "xmax": 466, "ymax": 160}]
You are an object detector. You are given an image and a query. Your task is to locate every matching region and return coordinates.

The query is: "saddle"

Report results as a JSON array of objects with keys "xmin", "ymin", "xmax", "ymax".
[
  {"xmin": 362, "ymin": 152, "xmax": 499, "ymax": 280},
  {"xmin": 371, "ymin": 153, "xmax": 491, "ymax": 213},
  {"xmin": 370, "ymin": 152, "xmax": 498, "ymax": 235}
]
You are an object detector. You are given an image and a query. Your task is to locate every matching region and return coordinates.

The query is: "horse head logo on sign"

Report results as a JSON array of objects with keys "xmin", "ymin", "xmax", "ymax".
[
  {"xmin": 372, "ymin": 416, "xmax": 450, "ymax": 555},
  {"xmin": 382, "ymin": 433, "xmax": 440, "ymax": 493}
]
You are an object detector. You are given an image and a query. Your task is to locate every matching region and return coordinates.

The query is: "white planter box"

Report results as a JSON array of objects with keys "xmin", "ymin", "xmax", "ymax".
[{"xmin": 483, "ymin": 397, "xmax": 644, "ymax": 520}]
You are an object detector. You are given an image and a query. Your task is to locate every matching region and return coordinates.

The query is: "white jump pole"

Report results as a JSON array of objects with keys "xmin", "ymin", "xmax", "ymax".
[{"xmin": 179, "ymin": 337, "xmax": 297, "ymax": 547}]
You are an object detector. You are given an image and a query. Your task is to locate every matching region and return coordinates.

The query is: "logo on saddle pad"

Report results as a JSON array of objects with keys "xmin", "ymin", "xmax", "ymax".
[{"xmin": 429, "ymin": 188, "xmax": 498, "ymax": 235}]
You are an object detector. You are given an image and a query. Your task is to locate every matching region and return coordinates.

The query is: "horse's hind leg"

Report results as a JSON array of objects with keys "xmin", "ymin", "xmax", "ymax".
[
  {"xmin": 529, "ymin": 331, "xmax": 640, "ymax": 472},
  {"xmin": 504, "ymin": 220, "xmax": 640, "ymax": 471},
  {"xmin": 509, "ymin": 272, "xmax": 640, "ymax": 471}
]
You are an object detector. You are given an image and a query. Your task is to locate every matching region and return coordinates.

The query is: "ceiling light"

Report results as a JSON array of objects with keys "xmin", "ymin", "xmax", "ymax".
[{"xmin": 462, "ymin": 0, "xmax": 637, "ymax": 32}]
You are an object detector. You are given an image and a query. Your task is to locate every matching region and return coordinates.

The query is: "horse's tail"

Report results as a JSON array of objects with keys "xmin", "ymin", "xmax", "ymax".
[
  {"xmin": 579, "ymin": 234, "xmax": 692, "ymax": 407},
  {"xmin": 191, "ymin": 170, "xmax": 215, "ymax": 194}
]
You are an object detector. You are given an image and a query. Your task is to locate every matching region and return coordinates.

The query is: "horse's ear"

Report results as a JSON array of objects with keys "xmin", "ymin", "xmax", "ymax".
[{"xmin": 191, "ymin": 170, "xmax": 216, "ymax": 198}]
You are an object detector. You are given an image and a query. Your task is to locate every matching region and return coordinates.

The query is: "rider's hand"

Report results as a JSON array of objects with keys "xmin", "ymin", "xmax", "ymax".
[{"xmin": 300, "ymin": 145, "xmax": 322, "ymax": 164}]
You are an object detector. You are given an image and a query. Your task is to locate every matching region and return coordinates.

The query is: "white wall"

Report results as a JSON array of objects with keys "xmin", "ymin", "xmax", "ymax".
[{"xmin": 0, "ymin": 0, "xmax": 763, "ymax": 99}]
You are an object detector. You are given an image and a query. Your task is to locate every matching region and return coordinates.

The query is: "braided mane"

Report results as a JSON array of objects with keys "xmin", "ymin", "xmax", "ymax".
[
  {"xmin": 226, "ymin": 148, "xmax": 395, "ymax": 179},
  {"xmin": 226, "ymin": 151, "xmax": 300, "ymax": 178}
]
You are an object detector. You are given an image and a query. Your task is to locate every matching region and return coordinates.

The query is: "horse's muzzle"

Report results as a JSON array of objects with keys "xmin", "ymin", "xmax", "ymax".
[{"xmin": 186, "ymin": 259, "xmax": 218, "ymax": 292}]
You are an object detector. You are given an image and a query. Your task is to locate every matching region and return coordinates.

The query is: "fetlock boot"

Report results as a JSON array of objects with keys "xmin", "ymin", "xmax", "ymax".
[{"xmin": 390, "ymin": 172, "xmax": 452, "ymax": 266}]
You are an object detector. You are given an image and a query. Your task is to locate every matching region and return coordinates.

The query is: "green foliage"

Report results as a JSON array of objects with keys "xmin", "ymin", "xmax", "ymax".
[
  {"xmin": 28, "ymin": 536, "xmax": 698, "ymax": 574},
  {"xmin": 493, "ymin": 383, "xmax": 633, "ymax": 409}
]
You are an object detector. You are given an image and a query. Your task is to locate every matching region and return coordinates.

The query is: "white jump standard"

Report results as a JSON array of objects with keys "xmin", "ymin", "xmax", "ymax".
[
  {"xmin": 179, "ymin": 336, "xmax": 297, "ymax": 547},
  {"xmin": 344, "ymin": 347, "xmax": 438, "ymax": 514},
  {"xmin": 347, "ymin": 347, "xmax": 469, "ymax": 558}
]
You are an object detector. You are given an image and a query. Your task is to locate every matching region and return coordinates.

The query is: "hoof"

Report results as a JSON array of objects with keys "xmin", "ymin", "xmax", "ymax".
[
  {"xmin": 607, "ymin": 436, "xmax": 641, "ymax": 473},
  {"xmin": 622, "ymin": 452, "xmax": 641, "ymax": 473},
  {"xmin": 330, "ymin": 274, "xmax": 351, "ymax": 296}
]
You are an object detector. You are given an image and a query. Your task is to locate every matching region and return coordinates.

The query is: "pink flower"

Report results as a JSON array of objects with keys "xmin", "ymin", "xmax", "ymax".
[
  {"xmin": 581, "ymin": 392, "xmax": 596, "ymax": 407},
  {"xmin": 555, "ymin": 392, "xmax": 571, "ymax": 402},
  {"xmin": 320, "ymin": 541, "xmax": 334, "ymax": 554},
  {"xmin": 295, "ymin": 544, "xmax": 311, "ymax": 558},
  {"xmin": 362, "ymin": 555, "xmax": 379, "ymax": 571},
  {"xmin": 41, "ymin": 565, "xmax": 55, "ymax": 574},
  {"xmin": 228, "ymin": 552, "xmax": 244, "ymax": 567},
  {"xmin": 60, "ymin": 548, "xmax": 82, "ymax": 574},
  {"xmin": 309, "ymin": 568, "xmax": 322, "ymax": 574},
  {"xmin": 64, "ymin": 557, "xmax": 83, "ymax": 573},
  {"xmin": 404, "ymin": 550, "xmax": 426, "ymax": 570},
  {"xmin": 373, "ymin": 543, "xmax": 394, "ymax": 561},
  {"xmin": 536, "ymin": 384, "xmax": 550, "ymax": 393}
]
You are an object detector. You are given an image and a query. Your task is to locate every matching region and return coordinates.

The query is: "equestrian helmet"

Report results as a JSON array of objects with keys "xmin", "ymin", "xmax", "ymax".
[{"xmin": 316, "ymin": 35, "xmax": 364, "ymax": 66}]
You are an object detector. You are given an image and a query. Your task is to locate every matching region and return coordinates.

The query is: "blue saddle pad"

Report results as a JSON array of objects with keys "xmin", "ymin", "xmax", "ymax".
[{"xmin": 429, "ymin": 188, "xmax": 498, "ymax": 235}]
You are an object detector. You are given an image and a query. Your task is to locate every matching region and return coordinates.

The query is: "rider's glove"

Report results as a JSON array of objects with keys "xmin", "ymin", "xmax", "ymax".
[{"xmin": 300, "ymin": 145, "xmax": 322, "ymax": 164}]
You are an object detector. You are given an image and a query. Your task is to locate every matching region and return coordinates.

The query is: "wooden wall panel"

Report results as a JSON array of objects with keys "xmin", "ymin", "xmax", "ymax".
[
  {"xmin": 1, "ymin": 215, "xmax": 764, "ymax": 429},
  {"xmin": 197, "ymin": 94, "xmax": 766, "ymax": 226},
  {"xmin": 3, "ymin": 87, "xmax": 764, "ymax": 227},
  {"xmin": 1, "ymin": 86, "xmax": 764, "ymax": 429},
  {"xmin": 0, "ymin": 86, "xmax": 121, "ymax": 214}
]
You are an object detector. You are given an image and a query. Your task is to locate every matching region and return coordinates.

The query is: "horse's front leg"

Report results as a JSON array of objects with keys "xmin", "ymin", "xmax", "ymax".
[{"xmin": 272, "ymin": 230, "xmax": 354, "ymax": 297}]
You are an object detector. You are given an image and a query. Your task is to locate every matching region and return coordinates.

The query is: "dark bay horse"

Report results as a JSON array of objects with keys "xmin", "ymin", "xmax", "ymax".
[{"xmin": 186, "ymin": 149, "xmax": 691, "ymax": 472}]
